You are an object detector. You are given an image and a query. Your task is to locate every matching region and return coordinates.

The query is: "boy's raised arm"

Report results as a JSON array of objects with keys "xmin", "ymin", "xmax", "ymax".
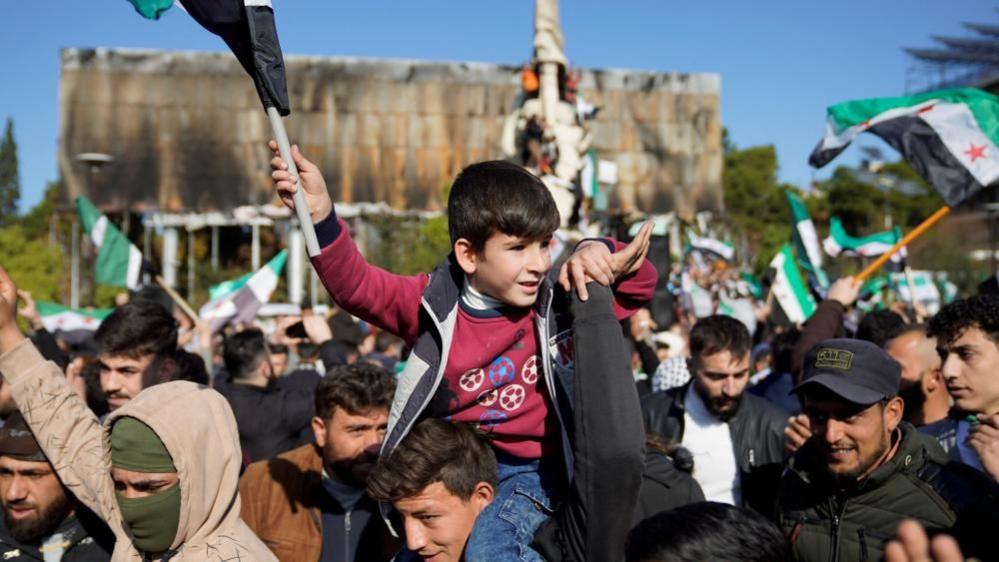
[{"xmin": 270, "ymin": 144, "xmax": 426, "ymax": 344}]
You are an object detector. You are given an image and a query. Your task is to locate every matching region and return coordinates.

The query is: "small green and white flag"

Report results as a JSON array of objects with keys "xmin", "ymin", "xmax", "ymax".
[
  {"xmin": 809, "ymin": 87, "xmax": 999, "ymax": 206},
  {"xmin": 769, "ymin": 244, "xmax": 816, "ymax": 325},
  {"xmin": 199, "ymin": 250, "xmax": 288, "ymax": 332},
  {"xmin": 891, "ymin": 271, "xmax": 942, "ymax": 314},
  {"xmin": 688, "ymin": 232, "xmax": 735, "ymax": 262},
  {"xmin": 37, "ymin": 301, "xmax": 113, "ymax": 334},
  {"xmin": 786, "ymin": 190, "xmax": 829, "ymax": 288},
  {"xmin": 75, "ymin": 196, "xmax": 144, "ymax": 289},
  {"xmin": 823, "ymin": 217, "xmax": 907, "ymax": 262}
]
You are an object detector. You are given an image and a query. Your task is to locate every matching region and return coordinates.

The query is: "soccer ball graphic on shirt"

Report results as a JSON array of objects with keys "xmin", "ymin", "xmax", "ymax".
[
  {"xmin": 488, "ymin": 356, "xmax": 517, "ymax": 387},
  {"xmin": 459, "ymin": 368, "xmax": 486, "ymax": 392},
  {"xmin": 499, "ymin": 384, "xmax": 526, "ymax": 411},
  {"xmin": 521, "ymin": 356, "xmax": 539, "ymax": 385},
  {"xmin": 476, "ymin": 388, "xmax": 499, "ymax": 407}
]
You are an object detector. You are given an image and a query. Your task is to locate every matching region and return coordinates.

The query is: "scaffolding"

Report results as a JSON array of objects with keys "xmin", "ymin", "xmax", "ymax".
[{"xmin": 903, "ymin": 14, "xmax": 999, "ymax": 94}]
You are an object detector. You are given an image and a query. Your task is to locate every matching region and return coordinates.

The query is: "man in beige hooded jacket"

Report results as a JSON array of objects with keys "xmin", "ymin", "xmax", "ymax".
[{"xmin": 0, "ymin": 265, "xmax": 276, "ymax": 562}]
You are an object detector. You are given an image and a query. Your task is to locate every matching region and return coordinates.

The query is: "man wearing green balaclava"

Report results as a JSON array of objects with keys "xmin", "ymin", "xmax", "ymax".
[
  {"xmin": 0, "ymin": 263, "xmax": 278, "ymax": 561},
  {"xmin": 110, "ymin": 418, "xmax": 181, "ymax": 555}
]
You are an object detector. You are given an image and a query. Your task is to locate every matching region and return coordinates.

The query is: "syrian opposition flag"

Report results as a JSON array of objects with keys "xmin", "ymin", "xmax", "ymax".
[
  {"xmin": 76, "ymin": 196, "xmax": 144, "ymax": 290},
  {"xmin": 809, "ymin": 87, "xmax": 999, "ymax": 206},
  {"xmin": 769, "ymin": 244, "xmax": 816, "ymax": 325},
  {"xmin": 37, "ymin": 301, "xmax": 113, "ymax": 334},
  {"xmin": 786, "ymin": 190, "xmax": 829, "ymax": 288},
  {"xmin": 823, "ymin": 217, "xmax": 907, "ymax": 263},
  {"xmin": 687, "ymin": 232, "xmax": 735, "ymax": 262},
  {"xmin": 891, "ymin": 271, "xmax": 942, "ymax": 314},
  {"xmin": 199, "ymin": 250, "xmax": 287, "ymax": 332},
  {"xmin": 127, "ymin": 0, "xmax": 290, "ymax": 115}
]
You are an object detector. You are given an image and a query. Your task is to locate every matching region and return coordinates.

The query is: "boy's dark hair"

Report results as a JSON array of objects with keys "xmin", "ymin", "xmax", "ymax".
[
  {"xmin": 929, "ymin": 295, "xmax": 999, "ymax": 348},
  {"xmin": 94, "ymin": 300, "xmax": 177, "ymax": 360},
  {"xmin": 447, "ymin": 160, "xmax": 560, "ymax": 252},
  {"xmin": 856, "ymin": 309, "xmax": 906, "ymax": 347},
  {"xmin": 222, "ymin": 329, "xmax": 268, "ymax": 382},
  {"xmin": 625, "ymin": 502, "xmax": 791, "ymax": 562},
  {"xmin": 367, "ymin": 419, "xmax": 498, "ymax": 503},
  {"xmin": 315, "ymin": 363, "xmax": 396, "ymax": 421},
  {"xmin": 689, "ymin": 315, "xmax": 751, "ymax": 368}
]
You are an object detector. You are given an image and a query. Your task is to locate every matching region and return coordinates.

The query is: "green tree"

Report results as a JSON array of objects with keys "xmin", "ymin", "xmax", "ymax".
[
  {"xmin": 721, "ymin": 143, "xmax": 792, "ymax": 273},
  {"xmin": 0, "ymin": 119, "xmax": 19, "ymax": 225},
  {"xmin": 0, "ymin": 225, "xmax": 62, "ymax": 302}
]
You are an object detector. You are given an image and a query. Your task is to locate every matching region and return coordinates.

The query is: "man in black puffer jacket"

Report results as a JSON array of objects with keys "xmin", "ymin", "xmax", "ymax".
[
  {"xmin": 777, "ymin": 339, "xmax": 999, "ymax": 562},
  {"xmin": 641, "ymin": 315, "xmax": 788, "ymax": 514}
]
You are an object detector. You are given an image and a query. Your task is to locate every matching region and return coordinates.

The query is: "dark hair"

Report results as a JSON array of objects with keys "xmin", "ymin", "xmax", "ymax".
[
  {"xmin": 772, "ymin": 327, "xmax": 801, "ymax": 377},
  {"xmin": 173, "ymin": 350, "xmax": 209, "ymax": 385},
  {"xmin": 447, "ymin": 160, "xmax": 560, "ymax": 252},
  {"xmin": 625, "ymin": 502, "xmax": 791, "ymax": 562},
  {"xmin": 689, "ymin": 315, "xmax": 751, "ymax": 366},
  {"xmin": 94, "ymin": 300, "xmax": 177, "ymax": 360},
  {"xmin": 885, "ymin": 323, "xmax": 928, "ymax": 345},
  {"xmin": 80, "ymin": 357, "xmax": 109, "ymax": 418},
  {"xmin": 315, "ymin": 363, "xmax": 396, "ymax": 420},
  {"xmin": 367, "ymin": 419, "xmax": 498, "ymax": 503},
  {"xmin": 929, "ymin": 295, "xmax": 999, "ymax": 348},
  {"xmin": 268, "ymin": 343, "xmax": 289, "ymax": 355},
  {"xmin": 856, "ymin": 309, "xmax": 905, "ymax": 347},
  {"xmin": 222, "ymin": 329, "xmax": 268, "ymax": 381}
]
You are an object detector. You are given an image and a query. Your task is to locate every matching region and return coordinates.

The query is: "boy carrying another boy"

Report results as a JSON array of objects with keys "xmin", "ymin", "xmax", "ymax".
[{"xmin": 270, "ymin": 143, "xmax": 656, "ymax": 561}]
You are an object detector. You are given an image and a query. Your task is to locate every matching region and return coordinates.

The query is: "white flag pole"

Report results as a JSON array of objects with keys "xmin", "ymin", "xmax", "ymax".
[{"xmin": 267, "ymin": 107, "xmax": 321, "ymax": 257}]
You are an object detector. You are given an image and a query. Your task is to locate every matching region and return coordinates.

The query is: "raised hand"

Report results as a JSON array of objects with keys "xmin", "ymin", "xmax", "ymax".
[
  {"xmin": 16, "ymin": 290, "xmax": 43, "ymax": 331},
  {"xmin": 269, "ymin": 141, "xmax": 333, "ymax": 224},
  {"xmin": 884, "ymin": 520, "xmax": 964, "ymax": 562},
  {"xmin": 0, "ymin": 266, "xmax": 25, "ymax": 354},
  {"xmin": 559, "ymin": 221, "xmax": 653, "ymax": 301},
  {"xmin": 784, "ymin": 414, "xmax": 813, "ymax": 455}
]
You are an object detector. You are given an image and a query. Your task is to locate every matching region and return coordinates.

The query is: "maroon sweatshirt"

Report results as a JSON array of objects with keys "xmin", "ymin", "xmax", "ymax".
[{"xmin": 311, "ymin": 217, "xmax": 657, "ymax": 458}]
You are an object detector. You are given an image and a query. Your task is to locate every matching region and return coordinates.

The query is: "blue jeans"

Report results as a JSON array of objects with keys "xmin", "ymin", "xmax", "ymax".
[{"xmin": 463, "ymin": 454, "xmax": 558, "ymax": 562}]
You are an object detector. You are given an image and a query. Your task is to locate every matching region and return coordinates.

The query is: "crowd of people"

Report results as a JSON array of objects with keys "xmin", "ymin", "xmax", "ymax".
[{"xmin": 0, "ymin": 144, "xmax": 996, "ymax": 562}]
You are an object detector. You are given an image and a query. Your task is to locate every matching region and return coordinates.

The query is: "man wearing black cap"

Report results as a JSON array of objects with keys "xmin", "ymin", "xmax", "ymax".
[
  {"xmin": 0, "ymin": 412, "xmax": 114, "ymax": 561},
  {"xmin": 776, "ymin": 339, "xmax": 999, "ymax": 562}
]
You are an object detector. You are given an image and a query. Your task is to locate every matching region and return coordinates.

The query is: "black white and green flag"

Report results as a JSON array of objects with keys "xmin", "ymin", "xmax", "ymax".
[
  {"xmin": 823, "ymin": 217, "xmax": 907, "ymax": 263},
  {"xmin": 769, "ymin": 244, "xmax": 816, "ymax": 325},
  {"xmin": 687, "ymin": 232, "xmax": 734, "ymax": 262},
  {"xmin": 76, "ymin": 196, "xmax": 144, "ymax": 289},
  {"xmin": 786, "ymin": 190, "xmax": 829, "ymax": 288},
  {"xmin": 810, "ymin": 87, "xmax": 999, "ymax": 206}
]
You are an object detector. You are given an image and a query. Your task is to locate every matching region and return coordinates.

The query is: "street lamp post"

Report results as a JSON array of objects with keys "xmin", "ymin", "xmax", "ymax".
[{"xmin": 73, "ymin": 152, "xmax": 114, "ymax": 308}]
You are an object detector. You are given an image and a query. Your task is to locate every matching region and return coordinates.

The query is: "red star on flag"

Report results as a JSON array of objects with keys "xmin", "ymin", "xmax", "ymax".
[{"xmin": 965, "ymin": 143, "xmax": 987, "ymax": 163}]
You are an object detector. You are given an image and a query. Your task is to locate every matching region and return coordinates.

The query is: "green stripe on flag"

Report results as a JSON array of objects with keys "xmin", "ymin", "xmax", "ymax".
[
  {"xmin": 36, "ymin": 301, "xmax": 113, "ymax": 321},
  {"xmin": 827, "ymin": 87, "xmax": 999, "ymax": 147}
]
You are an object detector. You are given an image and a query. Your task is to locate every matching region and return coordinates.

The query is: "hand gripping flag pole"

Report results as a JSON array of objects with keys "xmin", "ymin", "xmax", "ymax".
[
  {"xmin": 266, "ymin": 107, "xmax": 320, "ymax": 256},
  {"xmin": 129, "ymin": 0, "xmax": 321, "ymax": 257}
]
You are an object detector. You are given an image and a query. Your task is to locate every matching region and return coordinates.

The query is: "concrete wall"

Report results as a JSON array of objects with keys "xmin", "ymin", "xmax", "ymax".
[{"xmin": 59, "ymin": 47, "xmax": 721, "ymax": 218}]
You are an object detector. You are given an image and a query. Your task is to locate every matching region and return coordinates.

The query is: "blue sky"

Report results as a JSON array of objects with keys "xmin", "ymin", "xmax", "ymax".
[{"xmin": 1, "ymin": 0, "xmax": 996, "ymax": 212}]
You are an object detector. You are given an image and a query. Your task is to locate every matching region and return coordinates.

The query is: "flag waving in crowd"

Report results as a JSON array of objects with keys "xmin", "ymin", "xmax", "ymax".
[
  {"xmin": 199, "ymin": 249, "xmax": 287, "ymax": 332},
  {"xmin": 810, "ymin": 87, "xmax": 999, "ymax": 206},
  {"xmin": 75, "ymin": 195, "xmax": 144, "ymax": 290},
  {"xmin": 823, "ymin": 217, "xmax": 907, "ymax": 263},
  {"xmin": 786, "ymin": 190, "xmax": 829, "ymax": 288}
]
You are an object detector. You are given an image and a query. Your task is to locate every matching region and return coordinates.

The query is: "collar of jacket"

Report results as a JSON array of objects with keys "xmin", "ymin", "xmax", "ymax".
[
  {"xmin": 788, "ymin": 422, "xmax": 933, "ymax": 489},
  {"xmin": 422, "ymin": 253, "xmax": 555, "ymax": 322}
]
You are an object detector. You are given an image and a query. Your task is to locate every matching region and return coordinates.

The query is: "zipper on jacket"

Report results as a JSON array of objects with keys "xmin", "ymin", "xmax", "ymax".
[
  {"xmin": 344, "ymin": 509, "xmax": 352, "ymax": 561},
  {"xmin": 829, "ymin": 514, "xmax": 840, "ymax": 562},
  {"xmin": 858, "ymin": 528, "xmax": 868, "ymax": 562}
]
